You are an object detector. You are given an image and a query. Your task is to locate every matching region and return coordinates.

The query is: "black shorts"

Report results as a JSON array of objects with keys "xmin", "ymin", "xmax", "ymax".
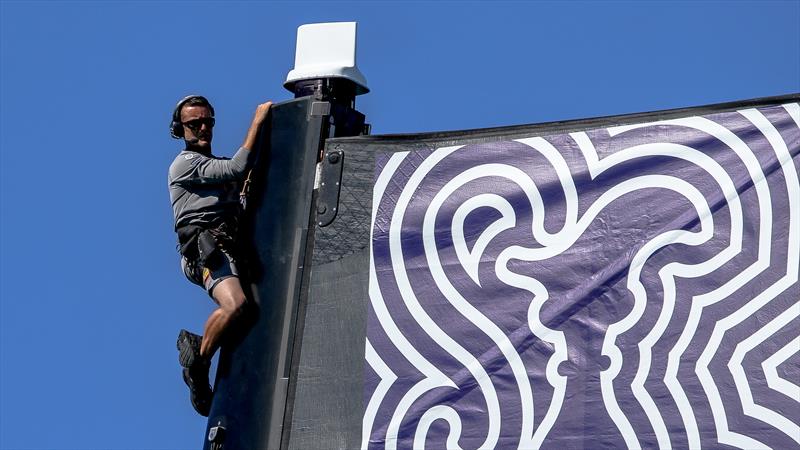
[{"xmin": 181, "ymin": 249, "xmax": 239, "ymax": 297}]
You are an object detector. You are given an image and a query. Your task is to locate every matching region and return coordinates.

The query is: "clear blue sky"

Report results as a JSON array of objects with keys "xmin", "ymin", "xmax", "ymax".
[{"xmin": 1, "ymin": 1, "xmax": 797, "ymax": 449}]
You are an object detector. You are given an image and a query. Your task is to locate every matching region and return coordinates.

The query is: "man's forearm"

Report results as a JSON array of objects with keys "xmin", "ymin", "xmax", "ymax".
[
  {"xmin": 241, "ymin": 120, "xmax": 261, "ymax": 151},
  {"xmin": 242, "ymin": 101, "xmax": 273, "ymax": 151}
]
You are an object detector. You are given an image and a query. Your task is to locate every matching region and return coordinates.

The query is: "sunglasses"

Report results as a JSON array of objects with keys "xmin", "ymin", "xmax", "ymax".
[{"xmin": 182, "ymin": 117, "xmax": 215, "ymax": 131}]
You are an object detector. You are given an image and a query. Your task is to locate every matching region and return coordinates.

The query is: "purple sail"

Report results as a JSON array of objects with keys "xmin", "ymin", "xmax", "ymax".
[{"xmin": 364, "ymin": 103, "xmax": 800, "ymax": 449}]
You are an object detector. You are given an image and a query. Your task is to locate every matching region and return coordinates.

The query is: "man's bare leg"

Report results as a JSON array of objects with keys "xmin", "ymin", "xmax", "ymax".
[
  {"xmin": 177, "ymin": 276, "xmax": 246, "ymax": 416},
  {"xmin": 201, "ymin": 276, "xmax": 247, "ymax": 360}
]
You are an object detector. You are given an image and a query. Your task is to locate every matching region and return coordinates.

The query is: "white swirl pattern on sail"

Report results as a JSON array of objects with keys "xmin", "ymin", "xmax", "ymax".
[{"xmin": 362, "ymin": 103, "xmax": 800, "ymax": 449}]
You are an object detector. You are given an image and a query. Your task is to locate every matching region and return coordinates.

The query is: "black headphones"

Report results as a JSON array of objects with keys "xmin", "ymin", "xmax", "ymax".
[{"xmin": 170, "ymin": 95, "xmax": 215, "ymax": 139}]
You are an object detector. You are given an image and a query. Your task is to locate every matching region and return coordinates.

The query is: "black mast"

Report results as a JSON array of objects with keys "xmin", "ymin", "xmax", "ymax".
[{"xmin": 202, "ymin": 22, "xmax": 368, "ymax": 450}]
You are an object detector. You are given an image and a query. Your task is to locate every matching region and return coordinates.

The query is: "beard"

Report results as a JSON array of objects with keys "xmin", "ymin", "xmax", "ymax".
[{"xmin": 186, "ymin": 135, "xmax": 212, "ymax": 154}]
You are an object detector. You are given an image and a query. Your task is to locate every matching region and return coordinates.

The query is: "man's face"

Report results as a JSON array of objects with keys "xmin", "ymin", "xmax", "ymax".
[{"xmin": 180, "ymin": 105, "xmax": 214, "ymax": 149}]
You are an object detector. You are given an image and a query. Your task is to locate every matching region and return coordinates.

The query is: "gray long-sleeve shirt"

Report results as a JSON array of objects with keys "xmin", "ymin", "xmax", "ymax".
[{"xmin": 168, "ymin": 147, "xmax": 255, "ymax": 230}]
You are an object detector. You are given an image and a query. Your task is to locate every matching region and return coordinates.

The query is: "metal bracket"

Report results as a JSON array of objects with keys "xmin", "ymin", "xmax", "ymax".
[
  {"xmin": 309, "ymin": 101, "xmax": 331, "ymax": 118},
  {"xmin": 316, "ymin": 149, "xmax": 344, "ymax": 227}
]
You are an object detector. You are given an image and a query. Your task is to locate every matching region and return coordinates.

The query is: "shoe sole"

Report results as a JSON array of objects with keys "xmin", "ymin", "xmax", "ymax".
[{"xmin": 177, "ymin": 329, "xmax": 202, "ymax": 368}]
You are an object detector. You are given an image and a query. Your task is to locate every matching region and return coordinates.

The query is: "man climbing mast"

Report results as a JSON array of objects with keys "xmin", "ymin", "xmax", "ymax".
[{"xmin": 167, "ymin": 95, "xmax": 272, "ymax": 416}]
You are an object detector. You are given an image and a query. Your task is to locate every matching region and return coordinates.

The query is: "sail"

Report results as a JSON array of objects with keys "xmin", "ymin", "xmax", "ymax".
[{"xmin": 286, "ymin": 94, "xmax": 800, "ymax": 449}]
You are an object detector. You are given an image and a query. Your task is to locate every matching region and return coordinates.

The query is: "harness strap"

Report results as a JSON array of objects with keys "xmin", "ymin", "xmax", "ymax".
[{"xmin": 176, "ymin": 220, "xmax": 238, "ymax": 266}]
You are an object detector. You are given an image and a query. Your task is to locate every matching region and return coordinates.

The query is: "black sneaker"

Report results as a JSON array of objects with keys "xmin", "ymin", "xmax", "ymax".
[
  {"xmin": 182, "ymin": 366, "xmax": 212, "ymax": 416},
  {"xmin": 177, "ymin": 329, "xmax": 203, "ymax": 368},
  {"xmin": 176, "ymin": 329, "xmax": 213, "ymax": 416}
]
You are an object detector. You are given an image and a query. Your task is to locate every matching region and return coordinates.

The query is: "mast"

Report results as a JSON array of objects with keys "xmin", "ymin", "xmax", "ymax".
[{"xmin": 202, "ymin": 22, "xmax": 368, "ymax": 450}]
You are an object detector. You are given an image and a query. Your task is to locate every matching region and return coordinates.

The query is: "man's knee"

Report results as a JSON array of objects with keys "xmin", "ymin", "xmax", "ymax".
[
  {"xmin": 212, "ymin": 277, "xmax": 247, "ymax": 316},
  {"xmin": 227, "ymin": 292, "xmax": 246, "ymax": 318}
]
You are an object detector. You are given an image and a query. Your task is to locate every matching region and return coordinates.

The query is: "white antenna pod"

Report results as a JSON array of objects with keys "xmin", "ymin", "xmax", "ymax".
[{"xmin": 284, "ymin": 22, "xmax": 369, "ymax": 95}]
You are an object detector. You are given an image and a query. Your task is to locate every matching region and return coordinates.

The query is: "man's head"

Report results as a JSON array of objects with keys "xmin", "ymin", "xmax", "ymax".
[{"xmin": 170, "ymin": 95, "xmax": 215, "ymax": 150}]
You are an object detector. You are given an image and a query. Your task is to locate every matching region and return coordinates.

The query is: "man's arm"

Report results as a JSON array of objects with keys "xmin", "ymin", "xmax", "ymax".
[
  {"xmin": 242, "ymin": 101, "xmax": 272, "ymax": 151},
  {"xmin": 169, "ymin": 148, "xmax": 253, "ymax": 186}
]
